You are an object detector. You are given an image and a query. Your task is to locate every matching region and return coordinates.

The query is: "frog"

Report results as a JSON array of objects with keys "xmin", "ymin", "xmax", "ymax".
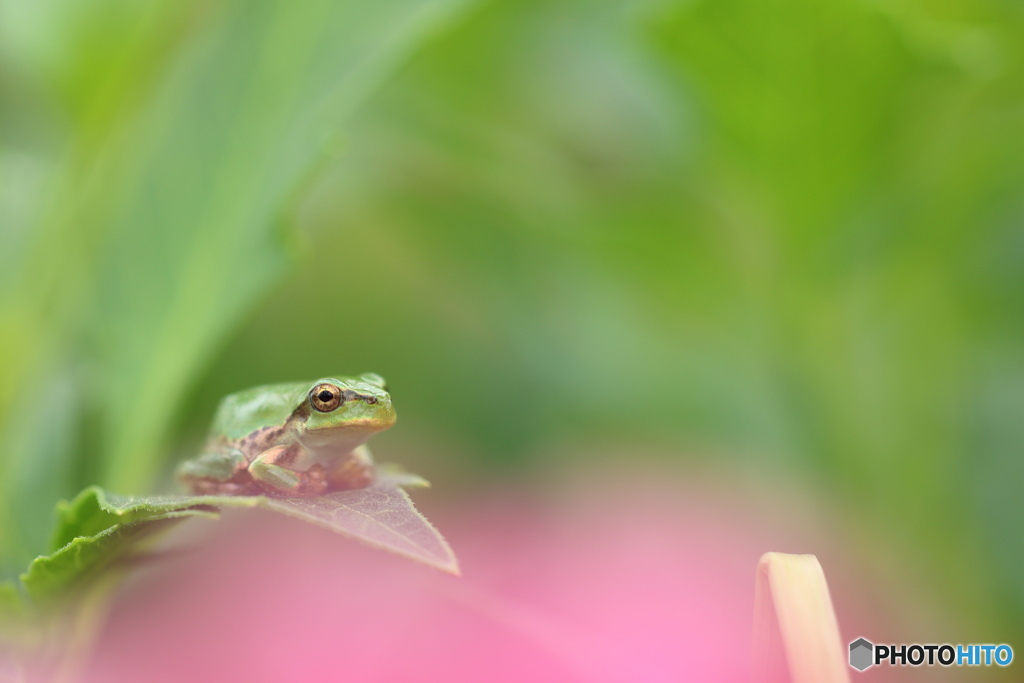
[{"xmin": 177, "ymin": 374, "xmax": 396, "ymax": 497}]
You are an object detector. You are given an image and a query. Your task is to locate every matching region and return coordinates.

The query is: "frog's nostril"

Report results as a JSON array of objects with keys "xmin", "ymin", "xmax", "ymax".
[{"xmin": 365, "ymin": 396, "xmax": 378, "ymax": 405}]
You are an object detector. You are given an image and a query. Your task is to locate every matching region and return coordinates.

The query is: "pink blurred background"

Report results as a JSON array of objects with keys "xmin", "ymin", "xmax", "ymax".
[{"xmin": 76, "ymin": 462, "xmax": 922, "ymax": 682}]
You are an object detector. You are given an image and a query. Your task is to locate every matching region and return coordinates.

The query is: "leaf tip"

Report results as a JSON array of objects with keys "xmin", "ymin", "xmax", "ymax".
[{"xmin": 440, "ymin": 558, "xmax": 461, "ymax": 577}]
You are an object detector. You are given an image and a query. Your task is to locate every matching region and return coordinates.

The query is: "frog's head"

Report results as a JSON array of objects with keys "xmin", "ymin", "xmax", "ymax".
[{"xmin": 295, "ymin": 374, "xmax": 396, "ymax": 452}]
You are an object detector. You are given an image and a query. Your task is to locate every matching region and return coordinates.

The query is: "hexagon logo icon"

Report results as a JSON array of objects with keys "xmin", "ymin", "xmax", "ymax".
[{"xmin": 849, "ymin": 637, "xmax": 874, "ymax": 671}]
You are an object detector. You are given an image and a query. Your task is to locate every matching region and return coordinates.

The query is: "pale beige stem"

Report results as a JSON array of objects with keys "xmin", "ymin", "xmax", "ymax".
[{"xmin": 752, "ymin": 552, "xmax": 850, "ymax": 683}]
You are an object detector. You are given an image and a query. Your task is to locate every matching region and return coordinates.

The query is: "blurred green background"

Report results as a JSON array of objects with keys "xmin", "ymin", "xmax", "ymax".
[{"xmin": 1, "ymin": 0, "xmax": 1022, "ymax": 651}]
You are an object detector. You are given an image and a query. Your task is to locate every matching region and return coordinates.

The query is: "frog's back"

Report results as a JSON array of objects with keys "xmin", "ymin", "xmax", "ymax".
[{"xmin": 210, "ymin": 382, "xmax": 309, "ymax": 441}]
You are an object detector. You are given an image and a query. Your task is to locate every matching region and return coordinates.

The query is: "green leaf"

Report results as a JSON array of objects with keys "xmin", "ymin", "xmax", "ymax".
[
  {"xmin": 14, "ymin": 468, "xmax": 456, "ymax": 611},
  {"xmin": 22, "ymin": 489, "xmax": 220, "ymax": 605}
]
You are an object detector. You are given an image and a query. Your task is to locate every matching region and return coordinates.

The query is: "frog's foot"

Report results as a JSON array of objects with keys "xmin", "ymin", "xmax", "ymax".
[
  {"xmin": 249, "ymin": 445, "xmax": 329, "ymax": 497},
  {"xmin": 177, "ymin": 448, "xmax": 254, "ymax": 495},
  {"xmin": 326, "ymin": 445, "xmax": 375, "ymax": 491}
]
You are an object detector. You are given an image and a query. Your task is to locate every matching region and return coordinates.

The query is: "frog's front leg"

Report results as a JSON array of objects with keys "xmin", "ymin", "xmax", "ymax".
[{"xmin": 248, "ymin": 445, "xmax": 329, "ymax": 497}]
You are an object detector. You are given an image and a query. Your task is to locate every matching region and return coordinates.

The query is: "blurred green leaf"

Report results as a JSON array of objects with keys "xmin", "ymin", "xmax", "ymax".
[
  {"xmin": 0, "ymin": 0, "xmax": 476, "ymax": 568},
  {"xmin": 84, "ymin": 0, "xmax": 476, "ymax": 493}
]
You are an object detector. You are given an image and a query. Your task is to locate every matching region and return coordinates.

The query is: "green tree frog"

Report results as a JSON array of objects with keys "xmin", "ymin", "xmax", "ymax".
[{"xmin": 178, "ymin": 374, "xmax": 395, "ymax": 497}]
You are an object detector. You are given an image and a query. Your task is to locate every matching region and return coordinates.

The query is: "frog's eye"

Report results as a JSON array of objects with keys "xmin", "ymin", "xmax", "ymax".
[{"xmin": 310, "ymin": 383, "xmax": 343, "ymax": 412}]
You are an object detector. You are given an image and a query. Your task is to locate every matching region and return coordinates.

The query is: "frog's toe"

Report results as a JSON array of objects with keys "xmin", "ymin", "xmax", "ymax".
[
  {"xmin": 249, "ymin": 460, "xmax": 328, "ymax": 497},
  {"xmin": 249, "ymin": 459, "xmax": 299, "ymax": 491}
]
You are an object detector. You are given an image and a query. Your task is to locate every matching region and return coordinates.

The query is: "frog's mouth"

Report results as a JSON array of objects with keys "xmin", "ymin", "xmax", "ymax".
[{"xmin": 337, "ymin": 396, "xmax": 396, "ymax": 426}]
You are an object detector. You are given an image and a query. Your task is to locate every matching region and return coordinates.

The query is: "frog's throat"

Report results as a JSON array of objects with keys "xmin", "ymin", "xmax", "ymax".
[{"xmin": 299, "ymin": 425, "xmax": 382, "ymax": 454}]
